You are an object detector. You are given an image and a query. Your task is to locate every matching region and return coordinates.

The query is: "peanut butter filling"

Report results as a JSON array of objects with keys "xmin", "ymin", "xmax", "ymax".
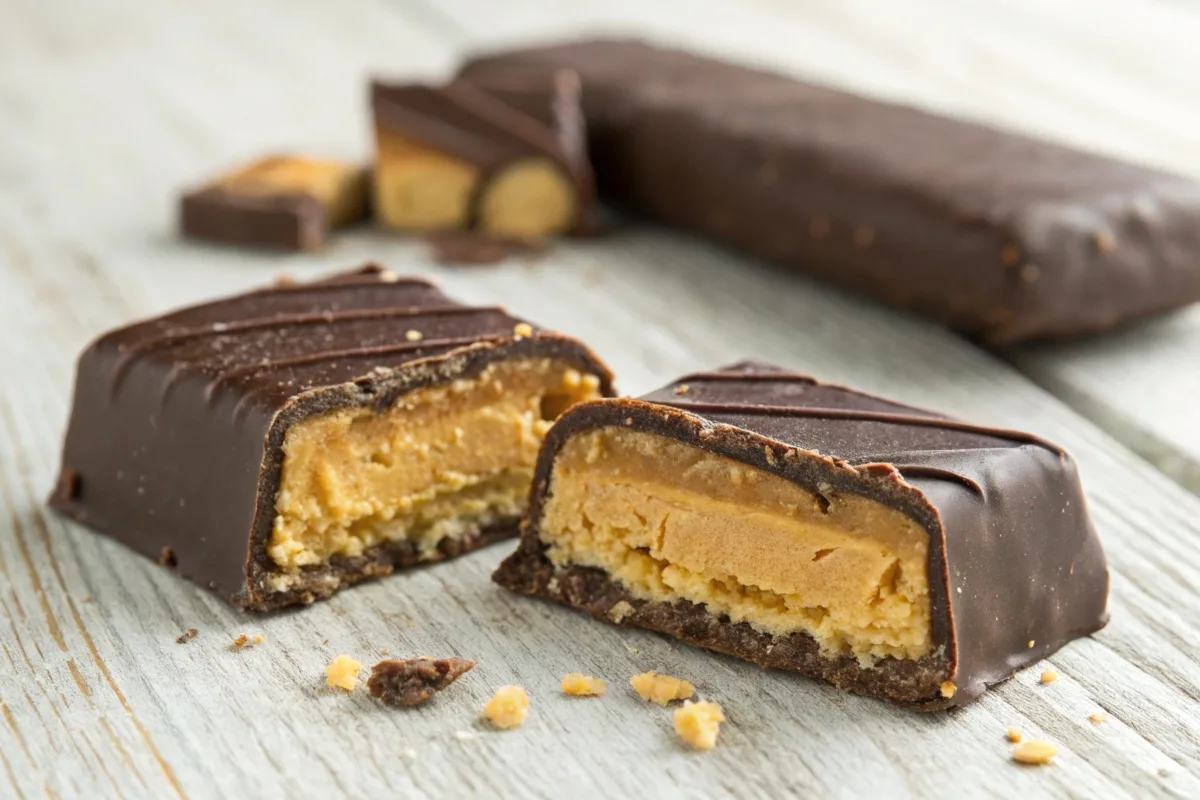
[
  {"xmin": 267, "ymin": 359, "xmax": 602, "ymax": 585},
  {"xmin": 219, "ymin": 155, "xmax": 368, "ymax": 225},
  {"xmin": 539, "ymin": 428, "xmax": 932, "ymax": 664}
]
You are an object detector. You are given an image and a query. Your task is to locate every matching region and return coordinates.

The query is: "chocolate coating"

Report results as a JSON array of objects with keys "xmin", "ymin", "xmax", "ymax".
[
  {"xmin": 49, "ymin": 265, "xmax": 615, "ymax": 610},
  {"xmin": 460, "ymin": 39, "xmax": 1200, "ymax": 344},
  {"xmin": 180, "ymin": 187, "xmax": 326, "ymax": 251},
  {"xmin": 371, "ymin": 76, "xmax": 594, "ymax": 232},
  {"xmin": 494, "ymin": 362, "xmax": 1109, "ymax": 709}
]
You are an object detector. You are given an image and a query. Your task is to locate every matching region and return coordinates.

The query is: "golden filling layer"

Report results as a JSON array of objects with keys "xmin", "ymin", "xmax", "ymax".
[
  {"xmin": 267, "ymin": 359, "xmax": 602, "ymax": 584},
  {"xmin": 539, "ymin": 428, "xmax": 932, "ymax": 664}
]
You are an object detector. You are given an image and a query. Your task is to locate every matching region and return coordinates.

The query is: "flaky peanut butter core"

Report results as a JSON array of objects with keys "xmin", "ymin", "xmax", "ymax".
[
  {"xmin": 267, "ymin": 359, "xmax": 602, "ymax": 583},
  {"xmin": 477, "ymin": 159, "xmax": 576, "ymax": 239},
  {"xmin": 373, "ymin": 130, "xmax": 478, "ymax": 231},
  {"xmin": 538, "ymin": 428, "xmax": 933, "ymax": 664}
]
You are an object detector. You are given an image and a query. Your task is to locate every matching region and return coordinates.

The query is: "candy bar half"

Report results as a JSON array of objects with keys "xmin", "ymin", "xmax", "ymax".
[
  {"xmin": 494, "ymin": 363, "xmax": 1108, "ymax": 709},
  {"xmin": 49, "ymin": 265, "xmax": 613, "ymax": 610}
]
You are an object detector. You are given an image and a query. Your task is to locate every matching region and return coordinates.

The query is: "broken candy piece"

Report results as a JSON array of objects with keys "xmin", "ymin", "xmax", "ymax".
[
  {"xmin": 673, "ymin": 701, "xmax": 725, "ymax": 751},
  {"xmin": 483, "ymin": 685, "xmax": 529, "ymax": 729},
  {"xmin": 180, "ymin": 155, "xmax": 368, "ymax": 251},
  {"xmin": 630, "ymin": 671, "xmax": 694, "ymax": 706},
  {"xmin": 48, "ymin": 265, "xmax": 614, "ymax": 611},
  {"xmin": 326, "ymin": 655, "xmax": 363, "ymax": 691},
  {"xmin": 367, "ymin": 657, "xmax": 476, "ymax": 707},
  {"xmin": 370, "ymin": 75, "xmax": 592, "ymax": 239},
  {"xmin": 492, "ymin": 362, "xmax": 1109, "ymax": 709},
  {"xmin": 560, "ymin": 673, "xmax": 606, "ymax": 696}
]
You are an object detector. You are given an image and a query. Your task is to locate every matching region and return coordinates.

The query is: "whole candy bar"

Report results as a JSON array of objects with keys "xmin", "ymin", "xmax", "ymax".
[
  {"xmin": 49, "ymin": 265, "xmax": 614, "ymax": 610},
  {"xmin": 180, "ymin": 155, "xmax": 369, "ymax": 251},
  {"xmin": 494, "ymin": 362, "xmax": 1109, "ymax": 709},
  {"xmin": 460, "ymin": 39, "xmax": 1200, "ymax": 345},
  {"xmin": 370, "ymin": 74, "xmax": 592, "ymax": 239}
]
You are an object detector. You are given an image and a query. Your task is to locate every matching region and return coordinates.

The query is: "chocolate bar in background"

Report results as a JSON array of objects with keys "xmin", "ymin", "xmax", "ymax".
[
  {"xmin": 180, "ymin": 155, "xmax": 369, "ymax": 251},
  {"xmin": 495, "ymin": 363, "xmax": 1109, "ymax": 709},
  {"xmin": 460, "ymin": 39, "xmax": 1200, "ymax": 345},
  {"xmin": 49, "ymin": 265, "xmax": 614, "ymax": 611},
  {"xmin": 370, "ymin": 73, "xmax": 593, "ymax": 239}
]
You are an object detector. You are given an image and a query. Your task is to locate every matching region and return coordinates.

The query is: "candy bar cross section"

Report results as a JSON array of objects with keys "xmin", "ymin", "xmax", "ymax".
[
  {"xmin": 49, "ymin": 265, "xmax": 613, "ymax": 610},
  {"xmin": 494, "ymin": 362, "xmax": 1108, "ymax": 709}
]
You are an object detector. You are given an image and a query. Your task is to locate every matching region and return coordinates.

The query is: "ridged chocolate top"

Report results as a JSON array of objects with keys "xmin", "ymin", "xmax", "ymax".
[
  {"xmin": 460, "ymin": 39, "xmax": 1200, "ymax": 344},
  {"xmin": 51, "ymin": 265, "xmax": 615, "ymax": 608},
  {"xmin": 520, "ymin": 362, "xmax": 1108, "ymax": 708}
]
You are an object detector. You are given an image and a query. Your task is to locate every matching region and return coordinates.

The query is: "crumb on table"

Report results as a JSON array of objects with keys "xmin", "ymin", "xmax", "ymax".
[
  {"xmin": 631, "ymin": 671, "xmax": 694, "ymax": 706},
  {"xmin": 176, "ymin": 628, "xmax": 197, "ymax": 644},
  {"xmin": 484, "ymin": 685, "xmax": 529, "ymax": 729},
  {"xmin": 1040, "ymin": 669, "xmax": 1058, "ymax": 684},
  {"xmin": 1007, "ymin": 727, "xmax": 1023, "ymax": 743},
  {"xmin": 673, "ymin": 700, "xmax": 725, "ymax": 751},
  {"xmin": 1089, "ymin": 713, "xmax": 1108, "ymax": 725},
  {"xmin": 940, "ymin": 681, "xmax": 956, "ymax": 698},
  {"xmin": 1012, "ymin": 740, "xmax": 1059, "ymax": 765},
  {"xmin": 326, "ymin": 655, "xmax": 363, "ymax": 691},
  {"xmin": 561, "ymin": 673, "xmax": 607, "ymax": 697},
  {"xmin": 367, "ymin": 657, "xmax": 475, "ymax": 707}
]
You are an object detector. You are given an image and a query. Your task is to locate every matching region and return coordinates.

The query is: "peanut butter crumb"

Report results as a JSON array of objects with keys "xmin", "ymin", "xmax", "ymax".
[
  {"xmin": 631, "ymin": 671, "xmax": 695, "ymax": 706},
  {"xmin": 673, "ymin": 385, "xmax": 690, "ymax": 396},
  {"xmin": 484, "ymin": 685, "xmax": 529, "ymax": 729},
  {"xmin": 513, "ymin": 322, "xmax": 534, "ymax": 339},
  {"xmin": 561, "ymin": 674, "xmax": 607, "ymax": 697},
  {"xmin": 1001, "ymin": 244, "xmax": 1022, "ymax": 266},
  {"xmin": 940, "ymin": 681, "xmax": 957, "ymax": 698},
  {"xmin": 378, "ymin": 269, "xmax": 401, "ymax": 283},
  {"xmin": 254, "ymin": 635, "xmax": 263, "ymax": 645},
  {"xmin": 1089, "ymin": 713, "xmax": 1108, "ymax": 725},
  {"xmin": 176, "ymin": 628, "xmax": 197, "ymax": 644},
  {"xmin": 405, "ymin": 329, "xmax": 423, "ymax": 342},
  {"xmin": 1012, "ymin": 740, "xmax": 1058, "ymax": 765},
  {"xmin": 608, "ymin": 600, "xmax": 635, "ymax": 623},
  {"xmin": 1028, "ymin": 640, "xmax": 1036, "ymax": 648},
  {"xmin": 1040, "ymin": 669, "xmax": 1058, "ymax": 684},
  {"xmin": 673, "ymin": 700, "xmax": 725, "ymax": 751},
  {"xmin": 232, "ymin": 634, "xmax": 248, "ymax": 648},
  {"xmin": 1007, "ymin": 727, "xmax": 1023, "ymax": 743},
  {"xmin": 326, "ymin": 655, "xmax": 363, "ymax": 691}
]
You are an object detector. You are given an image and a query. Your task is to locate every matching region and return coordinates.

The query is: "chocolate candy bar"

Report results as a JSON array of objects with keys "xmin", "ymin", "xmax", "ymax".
[
  {"xmin": 49, "ymin": 265, "xmax": 614, "ymax": 610},
  {"xmin": 180, "ymin": 155, "xmax": 369, "ymax": 251},
  {"xmin": 370, "ymin": 74, "xmax": 593, "ymax": 239},
  {"xmin": 460, "ymin": 40, "xmax": 1200, "ymax": 344},
  {"xmin": 494, "ymin": 363, "xmax": 1109, "ymax": 709}
]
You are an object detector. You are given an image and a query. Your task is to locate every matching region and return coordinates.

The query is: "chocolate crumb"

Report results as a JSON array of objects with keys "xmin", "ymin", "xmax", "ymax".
[
  {"xmin": 159, "ymin": 547, "xmax": 177, "ymax": 568},
  {"xmin": 424, "ymin": 231, "xmax": 548, "ymax": 266},
  {"xmin": 58, "ymin": 468, "xmax": 80, "ymax": 500},
  {"xmin": 1001, "ymin": 244, "xmax": 1022, "ymax": 267},
  {"xmin": 176, "ymin": 628, "xmax": 198, "ymax": 644},
  {"xmin": 367, "ymin": 657, "xmax": 475, "ymax": 708}
]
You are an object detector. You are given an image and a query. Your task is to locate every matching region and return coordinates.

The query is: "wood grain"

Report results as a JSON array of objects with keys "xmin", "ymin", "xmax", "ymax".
[{"xmin": 1, "ymin": 0, "xmax": 1198, "ymax": 798}]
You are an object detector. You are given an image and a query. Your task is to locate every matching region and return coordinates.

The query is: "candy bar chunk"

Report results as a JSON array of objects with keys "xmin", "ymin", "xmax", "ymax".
[
  {"xmin": 460, "ymin": 39, "xmax": 1200, "ymax": 344},
  {"xmin": 494, "ymin": 363, "xmax": 1109, "ymax": 709},
  {"xmin": 180, "ymin": 155, "xmax": 368, "ymax": 251},
  {"xmin": 370, "ymin": 75, "xmax": 592, "ymax": 239},
  {"xmin": 49, "ymin": 265, "xmax": 613, "ymax": 611}
]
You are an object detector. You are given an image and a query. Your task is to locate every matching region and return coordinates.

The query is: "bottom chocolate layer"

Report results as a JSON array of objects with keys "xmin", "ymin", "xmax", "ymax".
[
  {"xmin": 494, "ymin": 538, "xmax": 953, "ymax": 709},
  {"xmin": 246, "ymin": 523, "xmax": 517, "ymax": 611}
]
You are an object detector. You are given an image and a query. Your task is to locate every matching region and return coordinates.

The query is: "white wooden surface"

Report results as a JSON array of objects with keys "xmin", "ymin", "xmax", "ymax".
[{"xmin": 2, "ymin": 1, "xmax": 1199, "ymax": 798}]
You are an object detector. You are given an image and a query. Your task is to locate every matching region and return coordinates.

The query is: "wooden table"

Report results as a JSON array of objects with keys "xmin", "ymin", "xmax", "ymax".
[{"xmin": 3, "ymin": 1, "xmax": 1199, "ymax": 797}]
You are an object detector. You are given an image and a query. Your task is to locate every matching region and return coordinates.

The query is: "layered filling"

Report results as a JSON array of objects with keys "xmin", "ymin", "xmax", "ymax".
[
  {"xmin": 538, "ymin": 428, "xmax": 933, "ymax": 664},
  {"xmin": 267, "ymin": 358, "xmax": 602, "ymax": 590}
]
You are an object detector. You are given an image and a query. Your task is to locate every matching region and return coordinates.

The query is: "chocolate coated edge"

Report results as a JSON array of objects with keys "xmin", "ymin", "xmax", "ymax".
[
  {"xmin": 180, "ymin": 186, "xmax": 327, "ymax": 251},
  {"xmin": 239, "ymin": 334, "xmax": 616, "ymax": 610},
  {"xmin": 497, "ymin": 398, "xmax": 958, "ymax": 709}
]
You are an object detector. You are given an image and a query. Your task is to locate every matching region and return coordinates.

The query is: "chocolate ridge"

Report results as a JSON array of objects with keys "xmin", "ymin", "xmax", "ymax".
[{"xmin": 50, "ymin": 265, "xmax": 617, "ymax": 611}]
